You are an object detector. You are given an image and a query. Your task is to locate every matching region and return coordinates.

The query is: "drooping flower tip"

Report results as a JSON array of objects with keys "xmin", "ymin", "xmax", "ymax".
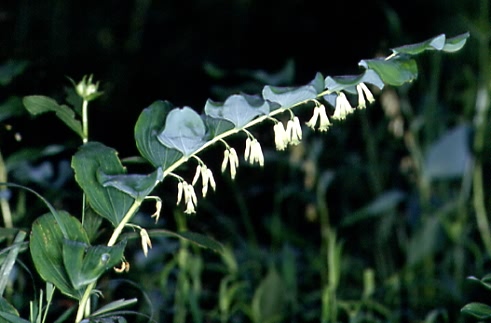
[
  {"xmin": 273, "ymin": 122, "xmax": 288, "ymax": 151},
  {"xmin": 307, "ymin": 105, "xmax": 331, "ymax": 132},
  {"xmin": 356, "ymin": 82, "xmax": 375, "ymax": 109},
  {"xmin": 245, "ymin": 138, "xmax": 264, "ymax": 167},
  {"xmin": 332, "ymin": 92, "xmax": 353, "ymax": 120}
]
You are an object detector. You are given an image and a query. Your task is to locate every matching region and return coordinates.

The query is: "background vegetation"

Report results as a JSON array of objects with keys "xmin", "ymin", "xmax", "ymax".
[{"xmin": 0, "ymin": 0, "xmax": 489, "ymax": 322}]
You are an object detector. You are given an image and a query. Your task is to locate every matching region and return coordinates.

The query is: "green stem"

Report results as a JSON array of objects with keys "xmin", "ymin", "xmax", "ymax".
[
  {"xmin": 75, "ymin": 199, "xmax": 143, "ymax": 323},
  {"xmin": 82, "ymin": 99, "xmax": 89, "ymax": 144},
  {"xmin": 0, "ymin": 151, "xmax": 12, "ymax": 229},
  {"xmin": 472, "ymin": 0, "xmax": 491, "ymax": 256}
]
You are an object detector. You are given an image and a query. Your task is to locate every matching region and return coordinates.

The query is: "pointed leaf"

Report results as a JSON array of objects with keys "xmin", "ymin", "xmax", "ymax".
[
  {"xmin": 97, "ymin": 167, "xmax": 164, "ymax": 200},
  {"xmin": 72, "ymin": 142, "xmax": 135, "ymax": 227},
  {"xmin": 308, "ymin": 72, "xmax": 325, "ymax": 94},
  {"xmin": 442, "ymin": 32, "xmax": 470, "ymax": 52},
  {"xmin": 251, "ymin": 268, "xmax": 286, "ymax": 323},
  {"xmin": 0, "ymin": 312, "xmax": 30, "ymax": 323},
  {"xmin": 262, "ymin": 84, "xmax": 317, "ymax": 109},
  {"xmin": 0, "ymin": 297, "xmax": 21, "ymax": 318},
  {"xmin": 148, "ymin": 229, "xmax": 224, "ymax": 254},
  {"xmin": 390, "ymin": 34, "xmax": 446, "ymax": 55},
  {"xmin": 22, "ymin": 95, "xmax": 83, "ymax": 138},
  {"xmin": 204, "ymin": 115, "xmax": 235, "ymax": 137},
  {"xmin": 157, "ymin": 107, "xmax": 207, "ymax": 156},
  {"xmin": 29, "ymin": 212, "xmax": 89, "ymax": 299},
  {"xmin": 0, "ymin": 231, "xmax": 26, "ymax": 296},
  {"xmin": 134, "ymin": 100, "xmax": 183, "ymax": 168},
  {"xmin": 91, "ymin": 298, "xmax": 138, "ymax": 317},
  {"xmin": 461, "ymin": 303, "xmax": 491, "ymax": 320},
  {"xmin": 325, "ymin": 69, "xmax": 385, "ymax": 94},
  {"xmin": 358, "ymin": 57, "xmax": 418, "ymax": 86},
  {"xmin": 205, "ymin": 94, "xmax": 270, "ymax": 128},
  {"xmin": 63, "ymin": 240, "xmax": 126, "ymax": 289}
]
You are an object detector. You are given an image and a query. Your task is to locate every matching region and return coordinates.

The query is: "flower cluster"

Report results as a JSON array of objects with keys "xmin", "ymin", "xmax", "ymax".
[
  {"xmin": 306, "ymin": 104, "xmax": 332, "ymax": 132},
  {"xmin": 72, "ymin": 74, "xmax": 103, "ymax": 101},
  {"xmin": 244, "ymin": 137, "xmax": 264, "ymax": 166},
  {"xmin": 176, "ymin": 181, "xmax": 198, "ymax": 214},
  {"xmin": 192, "ymin": 164, "xmax": 216, "ymax": 197},
  {"xmin": 273, "ymin": 116, "xmax": 303, "ymax": 150},
  {"xmin": 221, "ymin": 146, "xmax": 239, "ymax": 179}
]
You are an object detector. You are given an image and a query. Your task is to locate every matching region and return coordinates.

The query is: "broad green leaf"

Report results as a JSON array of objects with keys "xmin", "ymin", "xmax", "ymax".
[
  {"xmin": 442, "ymin": 32, "xmax": 470, "ymax": 52},
  {"xmin": 205, "ymin": 94, "xmax": 270, "ymax": 128},
  {"xmin": 22, "ymin": 95, "xmax": 83, "ymax": 138},
  {"xmin": 0, "ymin": 311, "xmax": 30, "ymax": 323},
  {"xmin": 204, "ymin": 115, "xmax": 235, "ymax": 137},
  {"xmin": 251, "ymin": 267, "xmax": 286, "ymax": 323},
  {"xmin": 29, "ymin": 211, "xmax": 89, "ymax": 299},
  {"xmin": 467, "ymin": 274, "xmax": 491, "ymax": 290},
  {"xmin": 358, "ymin": 57, "xmax": 418, "ymax": 87},
  {"xmin": 390, "ymin": 34, "xmax": 446, "ymax": 55},
  {"xmin": 157, "ymin": 107, "xmax": 207, "ymax": 157},
  {"xmin": 308, "ymin": 72, "xmax": 325, "ymax": 94},
  {"xmin": 461, "ymin": 303, "xmax": 491, "ymax": 320},
  {"xmin": 63, "ymin": 240, "xmax": 126, "ymax": 289},
  {"xmin": 324, "ymin": 69, "xmax": 385, "ymax": 94},
  {"xmin": 262, "ymin": 84, "xmax": 317, "ymax": 109},
  {"xmin": 72, "ymin": 142, "xmax": 135, "ymax": 227},
  {"xmin": 134, "ymin": 100, "xmax": 183, "ymax": 168},
  {"xmin": 0, "ymin": 297, "xmax": 21, "ymax": 319},
  {"xmin": 97, "ymin": 167, "xmax": 164, "ymax": 201}
]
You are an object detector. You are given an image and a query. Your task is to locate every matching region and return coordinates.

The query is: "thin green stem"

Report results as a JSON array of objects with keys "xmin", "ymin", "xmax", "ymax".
[
  {"xmin": 0, "ymin": 151, "xmax": 13, "ymax": 229},
  {"xmin": 82, "ymin": 99, "xmax": 89, "ymax": 144}
]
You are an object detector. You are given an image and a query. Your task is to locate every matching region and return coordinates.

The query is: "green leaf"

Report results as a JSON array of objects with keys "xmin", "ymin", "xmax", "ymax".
[
  {"xmin": 90, "ymin": 298, "xmax": 137, "ymax": 317},
  {"xmin": 461, "ymin": 302, "xmax": 491, "ymax": 320},
  {"xmin": 262, "ymin": 84, "xmax": 317, "ymax": 109},
  {"xmin": 467, "ymin": 274, "xmax": 491, "ymax": 290},
  {"xmin": 390, "ymin": 34, "xmax": 446, "ymax": 55},
  {"xmin": 251, "ymin": 267, "xmax": 286, "ymax": 323},
  {"xmin": 22, "ymin": 95, "xmax": 83, "ymax": 138},
  {"xmin": 204, "ymin": 115, "xmax": 235, "ymax": 138},
  {"xmin": 205, "ymin": 94, "xmax": 270, "ymax": 128},
  {"xmin": 0, "ymin": 297, "xmax": 22, "ymax": 319},
  {"xmin": 147, "ymin": 229, "xmax": 224, "ymax": 254},
  {"xmin": 63, "ymin": 240, "xmax": 126, "ymax": 289},
  {"xmin": 97, "ymin": 167, "xmax": 164, "ymax": 200},
  {"xmin": 72, "ymin": 142, "xmax": 135, "ymax": 227},
  {"xmin": 29, "ymin": 211, "xmax": 89, "ymax": 300},
  {"xmin": 0, "ymin": 311, "xmax": 30, "ymax": 323},
  {"xmin": 134, "ymin": 100, "xmax": 183, "ymax": 168},
  {"xmin": 324, "ymin": 69, "xmax": 385, "ymax": 94},
  {"xmin": 0, "ymin": 231, "xmax": 26, "ymax": 296},
  {"xmin": 358, "ymin": 57, "xmax": 418, "ymax": 87},
  {"xmin": 442, "ymin": 32, "xmax": 470, "ymax": 52},
  {"xmin": 157, "ymin": 107, "xmax": 207, "ymax": 157}
]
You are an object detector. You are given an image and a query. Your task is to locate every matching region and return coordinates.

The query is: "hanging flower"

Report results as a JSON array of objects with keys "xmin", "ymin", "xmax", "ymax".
[
  {"xmin": 356, "ymin": 82, "xmax": 375, "ymax": 109},
  {"xmin": 273, "ymin": 122, "xmax": 289, "ymax": 150},
  {"xmin": 140, "ymin": 228, "xmax": 152, "ymax": 257},
  {"xmin": 332, "ymin": 92, "xmax": 353, "ymax": 120},
  {"xmin": 176, "ymin": 181, "xmax": 198, "ymax": 214},
  {"xmin": 244, "ymin": 137, "xmax": 264, "ymax": 167},
  {"xmin": 286, "ymin": 116, "xmax": 302, "ymax": 144},
  {"xmin": 221, "ymin": 147, "xmax": 239, "ymax": 179},
  {"xmin": 307, "ymin": 105, "xmax": 331, "ymax": 132}
]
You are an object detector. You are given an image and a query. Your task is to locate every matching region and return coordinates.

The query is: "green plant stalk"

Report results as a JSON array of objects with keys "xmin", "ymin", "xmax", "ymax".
[
  {"xmin": 75, "ymin": 199, "xmax": 143, "ymax": 323},
  {"xmin": 0, "ymin": 151, "xmax": 13, "ymax": 229},
  {"xmin": 472, "ymin": 0, "xmax": 491, "ymax": 256},
  {"xmin": 82, "ymin": 99, "xmax": 89, "ymax": 144}
]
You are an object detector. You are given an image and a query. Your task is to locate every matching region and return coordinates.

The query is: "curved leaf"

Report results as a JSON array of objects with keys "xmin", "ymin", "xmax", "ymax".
[
  {"xmin": 97, "ymin": 167, "xmax": 164, "ymax": 200},
  {"xmin": 134, "ymin": 100, "xmax": 183, "ymax": 168},
  {"xmin": 324, "ymin": 69, "xmax": 385, "ymax": 94},
  {"xmin": 390, "ymin": 34, "xmax": 446, "ymax": 55},
  {"xmin": 157, "ymin": 107, "xmax": 207, "ymax": 157},
  {"xmin": 461, "ymin": 303, "xmax": 491, "ymax": 320},
  {"xmin": 29, "ymin": 211, "xmax": 89, "ymax": 299},
  {"xmin": 262, "ymin": 84, "xmax": 317, "ymax": 109},
  {"xmin": 72, "ymin": 142, "xmax": 135, "ymax": 227},
  {"xmin": 63, "ymin": 240, "xmax": 127, "ymax": 290},
  {"xmin": 358, "ymin": 57, "xmax": 418, "ymax": 86},
  {"xmin": 148, "ymin": 229, "xmax": 224, "ymax": 254},
  {"xmin": 22, "ymin": 95, "xmax": 83, "ymax": 138},
  {"xmin": 442, "ymin": 32, "xmax": 470, "ymax": 52},
  {"xmin": 205, "ymin": 94, "xmax": 270, "ymax": 128}
]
